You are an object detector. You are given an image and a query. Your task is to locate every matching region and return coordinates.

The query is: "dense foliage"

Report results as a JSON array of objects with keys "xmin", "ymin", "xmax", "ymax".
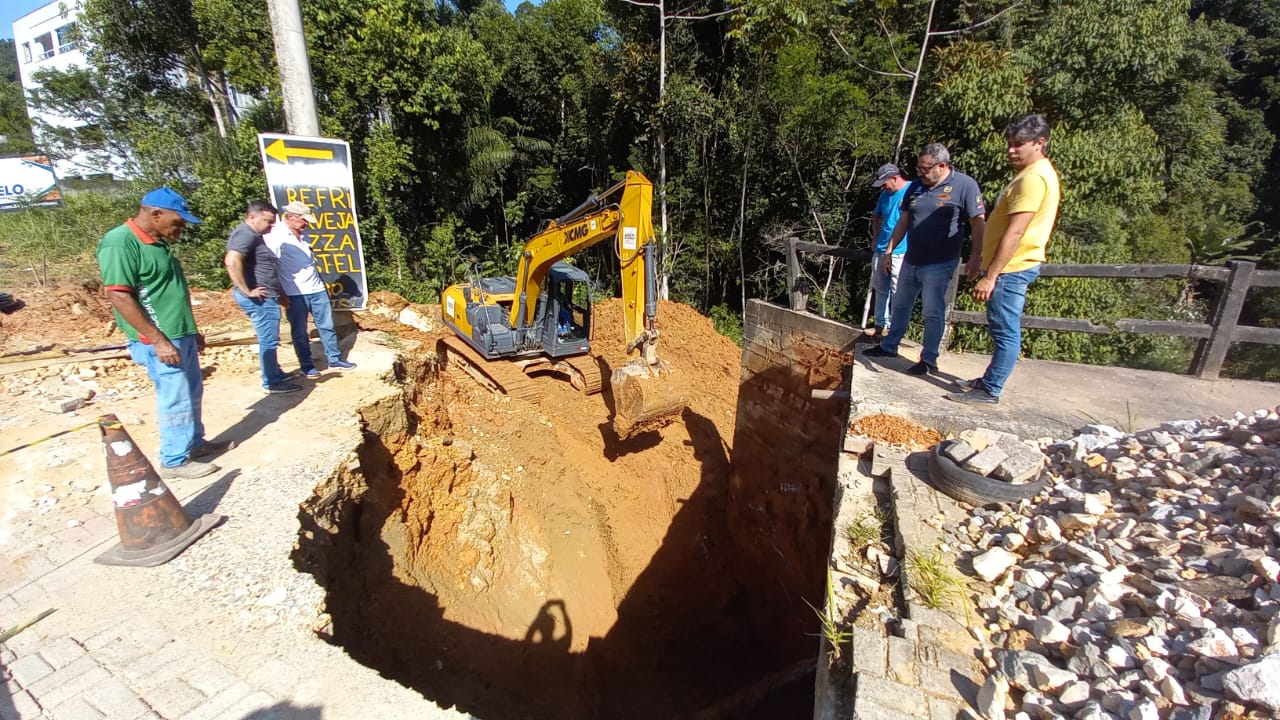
[
  {"xmin": 10, "ymin": 0, "xmax": 1279, "ymax": 378},
  {"xmin": 0, "ymin": 39, "xmax": 36, "ymax": 155}
]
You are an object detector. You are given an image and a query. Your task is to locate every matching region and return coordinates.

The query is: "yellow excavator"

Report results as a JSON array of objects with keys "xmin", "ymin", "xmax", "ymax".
[{"xmin": 439, "ymin": 170, "xmax": 686, "ymax": 438}]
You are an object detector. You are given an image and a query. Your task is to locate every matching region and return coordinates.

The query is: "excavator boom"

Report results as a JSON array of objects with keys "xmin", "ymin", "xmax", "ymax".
[{"xmin": 440, "ymin": 171, "xmax": 685, "ymax": 438}]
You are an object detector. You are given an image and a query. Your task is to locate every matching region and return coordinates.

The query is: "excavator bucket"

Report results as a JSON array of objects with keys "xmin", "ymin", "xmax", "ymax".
[{"xmin": 609, "ymin": 361, "xmax": 688, "ymax": 439}]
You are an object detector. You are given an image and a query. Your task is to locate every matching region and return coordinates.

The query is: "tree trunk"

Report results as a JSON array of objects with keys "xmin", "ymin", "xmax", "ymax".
[
  {"xmin": 657, "ymin": 0, "xmax": 671, "ymax": 301},
  {"xmin": 894, "ymin": 0, "xmax": 939, "ymax": 160}
]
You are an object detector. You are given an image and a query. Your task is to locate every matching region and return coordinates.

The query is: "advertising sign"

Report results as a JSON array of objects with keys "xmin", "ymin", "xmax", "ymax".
[
  {"xmin": 257, "ymin": 133, "xmax": 368, "ymax": 310},
  {"xmin": 0, "ymin": 155, "xmax": 63, "ymax": 212}
]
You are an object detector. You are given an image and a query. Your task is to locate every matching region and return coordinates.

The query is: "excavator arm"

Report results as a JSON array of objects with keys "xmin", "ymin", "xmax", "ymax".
[
  {"xmin": 508, "ymin": 170, "xmax": 661, "ymax": 370},
  {"xmin": 441, "ymin": 170, "xmax": 684, "ymax": 438},
  {"xmin": 514, "ymin": 171, "xmax": 683, "ymax": 437}
]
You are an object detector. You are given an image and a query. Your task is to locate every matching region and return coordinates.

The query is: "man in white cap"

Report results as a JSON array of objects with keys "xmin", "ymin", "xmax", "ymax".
[
  {"xmin": 869, "ymin": 163, "xmax": 910, "ymax": 336},
  {"xmin": 265, "ymin": 201, "xmax": 355, "ymax": 377}
]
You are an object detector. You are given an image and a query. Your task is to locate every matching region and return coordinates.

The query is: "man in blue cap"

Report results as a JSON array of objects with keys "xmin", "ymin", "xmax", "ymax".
[
  {"xmin": 869, "ymin": 162, "xmax": 910, "ymax": 336},
  {"xmin": 97, "ymin": 188, "xmax": 232, "ymax": 479}
]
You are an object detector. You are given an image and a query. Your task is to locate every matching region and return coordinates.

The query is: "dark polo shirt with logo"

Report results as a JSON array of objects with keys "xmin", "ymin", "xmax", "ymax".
[{"xmin": 899, "ymin": 169, "xmax": 986, "ymax": 267}]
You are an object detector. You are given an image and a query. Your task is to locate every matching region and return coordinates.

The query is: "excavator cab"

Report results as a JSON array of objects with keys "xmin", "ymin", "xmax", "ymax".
[{"xmin": 540, "ymin": 263, "xmax": 592, "ymax": 355}]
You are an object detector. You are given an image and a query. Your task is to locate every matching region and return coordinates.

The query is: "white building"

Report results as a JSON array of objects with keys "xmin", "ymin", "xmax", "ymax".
[{"xmin": 12, "ymin": 0, "xmax": 130, "ymax": 178}]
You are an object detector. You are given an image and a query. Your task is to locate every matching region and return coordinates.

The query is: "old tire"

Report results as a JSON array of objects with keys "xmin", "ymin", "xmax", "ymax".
[{"xmin": 927, "ymin": 440, "xmax": 1048, "ymax": 506}]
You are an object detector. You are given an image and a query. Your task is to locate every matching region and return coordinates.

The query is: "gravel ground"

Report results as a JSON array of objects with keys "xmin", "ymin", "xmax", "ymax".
[{"xmin": 1, "ymin": 332, "xmax": 472, "ymax": 719}]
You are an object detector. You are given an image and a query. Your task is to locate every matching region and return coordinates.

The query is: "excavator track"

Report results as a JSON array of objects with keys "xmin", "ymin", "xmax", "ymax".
[
  {"xmin": 438, "ymin": 337, "xmax": 541, "ymax": 403},
  {"xmin": 559, "ymin": 355, "xmax": 604, "ymax": 395}
]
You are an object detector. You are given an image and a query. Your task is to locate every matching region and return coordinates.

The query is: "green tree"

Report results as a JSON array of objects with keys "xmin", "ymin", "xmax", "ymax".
[{"xmin": 0, "ymin": 39, "xmax": 36, "ymax": 155}]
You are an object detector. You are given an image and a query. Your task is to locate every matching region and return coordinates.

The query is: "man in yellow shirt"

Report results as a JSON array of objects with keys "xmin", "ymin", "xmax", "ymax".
[{"xmin": 948, "ymin": 114, "xmax": 1060, "ymax": 405}]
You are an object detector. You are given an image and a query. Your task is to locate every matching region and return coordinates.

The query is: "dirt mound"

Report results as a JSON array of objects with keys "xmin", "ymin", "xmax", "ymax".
[
  {"xmin": 850, "ymin": 413, "xmax": 942, "ymax": 449},
  {"xmin": 0, "ymin": 282, "xmax": 116, "ymax": 352},
  {"xmin": 0, "ymin": 283, "xmax": 250, "ymax": 357}
]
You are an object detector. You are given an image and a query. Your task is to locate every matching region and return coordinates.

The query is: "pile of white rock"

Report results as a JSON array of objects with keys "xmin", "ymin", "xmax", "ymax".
[{"xmin": 952, "ymin": 408, "xmax": 1280, "ymax": 720}]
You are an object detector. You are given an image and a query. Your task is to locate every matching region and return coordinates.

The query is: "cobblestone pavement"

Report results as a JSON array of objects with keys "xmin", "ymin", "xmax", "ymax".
[{"xmin": 1, "ymin": 335, "xmax": 469, "ymax": 720}]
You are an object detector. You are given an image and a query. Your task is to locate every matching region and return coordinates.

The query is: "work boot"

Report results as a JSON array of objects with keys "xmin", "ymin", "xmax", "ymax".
[
  {"xmin": 861, "ymin": 346, "xmax": 898, "ymax": 359},
  {"xmin": 160, "ymin": 459, "xmax": 219, "ymax": 480},
  {"xmin": 190, "ymin": 439, "xmax": 236, "ymax": 460},
  {"xmin": 906, "ymin": 360, "xmax": 937, "ymax": 376}
]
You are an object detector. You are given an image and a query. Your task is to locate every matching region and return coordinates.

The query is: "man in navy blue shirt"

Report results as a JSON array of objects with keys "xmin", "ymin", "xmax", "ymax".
[{"xmin": 863, "ymin": 143, "xmax": 986, "ymax": 376}]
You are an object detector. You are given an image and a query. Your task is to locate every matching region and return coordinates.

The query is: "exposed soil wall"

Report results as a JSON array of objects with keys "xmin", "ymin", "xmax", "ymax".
[{"xmin": 294, "ymin": 299, "xmax": 821, "ymax": 719}]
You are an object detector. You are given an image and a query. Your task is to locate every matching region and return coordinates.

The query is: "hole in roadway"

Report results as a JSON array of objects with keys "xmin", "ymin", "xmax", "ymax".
[{"xmin": 293, "ymin": 330, "xmax": 838, "ymax": 719}]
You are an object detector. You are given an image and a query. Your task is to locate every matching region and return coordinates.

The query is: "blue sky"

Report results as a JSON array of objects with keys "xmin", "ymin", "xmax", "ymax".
[{"xmin": 5, "ymin": 0, "xmax": 58, "ymax": 40}]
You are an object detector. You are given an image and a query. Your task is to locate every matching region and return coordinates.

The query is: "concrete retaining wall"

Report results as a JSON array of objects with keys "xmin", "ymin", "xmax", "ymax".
[{"xmin": 727, "ymin": 300, "xmax": 859, "ymax": 662}]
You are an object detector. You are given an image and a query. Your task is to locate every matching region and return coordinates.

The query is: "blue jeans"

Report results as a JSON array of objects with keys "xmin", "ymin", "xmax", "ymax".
[
  {"xmin": 980, "ymin": 265, "xmax": 1041, "ymax": 397},
  {"xmin": 285, "ymin": 291, "xmax": 342, "ymax": 371},
  {"xmin": 234, "ymin": 290, "xmax": 288, "ymax": 388},
  {"xmin": 870, "ymin": 252, "xmax": 905, "ymax": 329},
  {"xmin": 128, "ymin": 335, "xmax": 204, "ymax": 467},
  {"xmin": 879, "ymin": 258, "xmax": 959, "ymax": 368}
]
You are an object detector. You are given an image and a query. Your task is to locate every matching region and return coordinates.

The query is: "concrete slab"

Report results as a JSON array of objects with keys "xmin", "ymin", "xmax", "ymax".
[{"xmin": 850, "ymin": 340, "xmax": 1280, "ymax": 439}]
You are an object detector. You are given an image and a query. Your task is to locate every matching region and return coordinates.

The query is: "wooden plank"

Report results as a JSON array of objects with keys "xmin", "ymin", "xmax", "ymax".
[
  {"xmin": 1019, "ymin": 316, "xmax": 1113, "ymax": 334},
  {"xmin": 1193, "ymin": 260, "xmax": 1255, "ymax": 379},
  {"xmin": 1113, "ymin": 319, "xmax": 1212, "ymax": 338},
  {"xmin": 949, "ymin": 310, "xmax": 986, "ymax": 326},
  {"xmin": 786, "ymin": 238, "xmax": 805, "ymax": 311},
  {"xmin": 1232, "ymin": 325, "xmax": 1280, "ymax": 345},
  {"xmin": 949, "ymin": 311, "xmax": 1112, "ymax": 334},
  {"xmin": 792, "ymin": 241, "xmax": 871, "ymax": 261},
  {"xmin": 1249, "ymin": 270, "xmax": 1280, "ymax": 288},
  {"xmin": 0, "ymin": 335, "xmax": 259, "ymax": 377},
  {"xmin": 1036, "ymin": 263, "xmax": 1217, "ymax": 279},
  {"xmin": 950, "ymin": 312, "xmax": 1214, "ymax": 338}
]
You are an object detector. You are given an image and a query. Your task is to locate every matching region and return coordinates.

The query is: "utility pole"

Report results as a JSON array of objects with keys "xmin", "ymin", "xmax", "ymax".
[{"xmin": 267, "ymin": 0, "xmax": 320, "ymax": 136}]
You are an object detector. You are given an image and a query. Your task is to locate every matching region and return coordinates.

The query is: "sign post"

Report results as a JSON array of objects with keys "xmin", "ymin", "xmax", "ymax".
[
  {"xmin": 0, "ymin": 155, "xmax": 63, "ymax": 212},
  {"xmin": 257, "ymin": 133, "xmax": 368, "ymax": 310}
]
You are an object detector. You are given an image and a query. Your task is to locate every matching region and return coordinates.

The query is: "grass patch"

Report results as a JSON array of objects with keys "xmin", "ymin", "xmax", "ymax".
[
  {"xmin": 905, "ymin": 549, "xmax": 966, "ymax": 610},
  {"xmin": 380, "ymin": 330, "xmax": 407, "ymax": 351},
  {"xmin": 807, "ymin": 568, "xmax": 852, "ymax": 664},
  {"xmin": 845, "ymin": 508, "xmax": 888, "ymax": 548},
  {"xmin": 0, "ymin": 187, "xmax": 139, "ymax": 288}
]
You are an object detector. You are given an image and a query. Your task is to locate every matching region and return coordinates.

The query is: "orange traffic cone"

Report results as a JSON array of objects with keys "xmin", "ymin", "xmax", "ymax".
[{"xmin": 94, "ymin": 414, "xmax": 223, "ymax": 567}]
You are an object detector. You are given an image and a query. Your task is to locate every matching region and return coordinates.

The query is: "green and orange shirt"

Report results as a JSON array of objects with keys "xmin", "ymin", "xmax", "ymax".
[{"xmin": 96, "ymin": 219, "xmax": 197, "ymax": 343}]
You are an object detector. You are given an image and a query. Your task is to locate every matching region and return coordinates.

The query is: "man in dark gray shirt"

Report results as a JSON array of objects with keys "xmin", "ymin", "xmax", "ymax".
[
  {"xmin": 225, "ymin": 199, "xmax": 299, "ymax": 394},
  {"xmin": 863, "ymin": 143, "xmax": 986, "ymax": 376}
]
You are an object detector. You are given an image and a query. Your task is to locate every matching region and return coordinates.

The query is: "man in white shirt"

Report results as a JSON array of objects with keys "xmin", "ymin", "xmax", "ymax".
[{"xmin": 264, "ymin": 201, "xmax": 356, "ymax": 377}]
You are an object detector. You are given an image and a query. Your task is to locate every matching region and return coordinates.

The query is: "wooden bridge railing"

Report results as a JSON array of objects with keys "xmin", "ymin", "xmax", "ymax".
[{"xmin": 785, "ymin": 239, "xmax": 1280, "ymax": 380}]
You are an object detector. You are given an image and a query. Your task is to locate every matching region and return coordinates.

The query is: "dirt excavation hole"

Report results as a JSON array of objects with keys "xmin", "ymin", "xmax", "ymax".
[{"xmin": 291, "ymin": 300, "xmax": 833, "ymax": 720}]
